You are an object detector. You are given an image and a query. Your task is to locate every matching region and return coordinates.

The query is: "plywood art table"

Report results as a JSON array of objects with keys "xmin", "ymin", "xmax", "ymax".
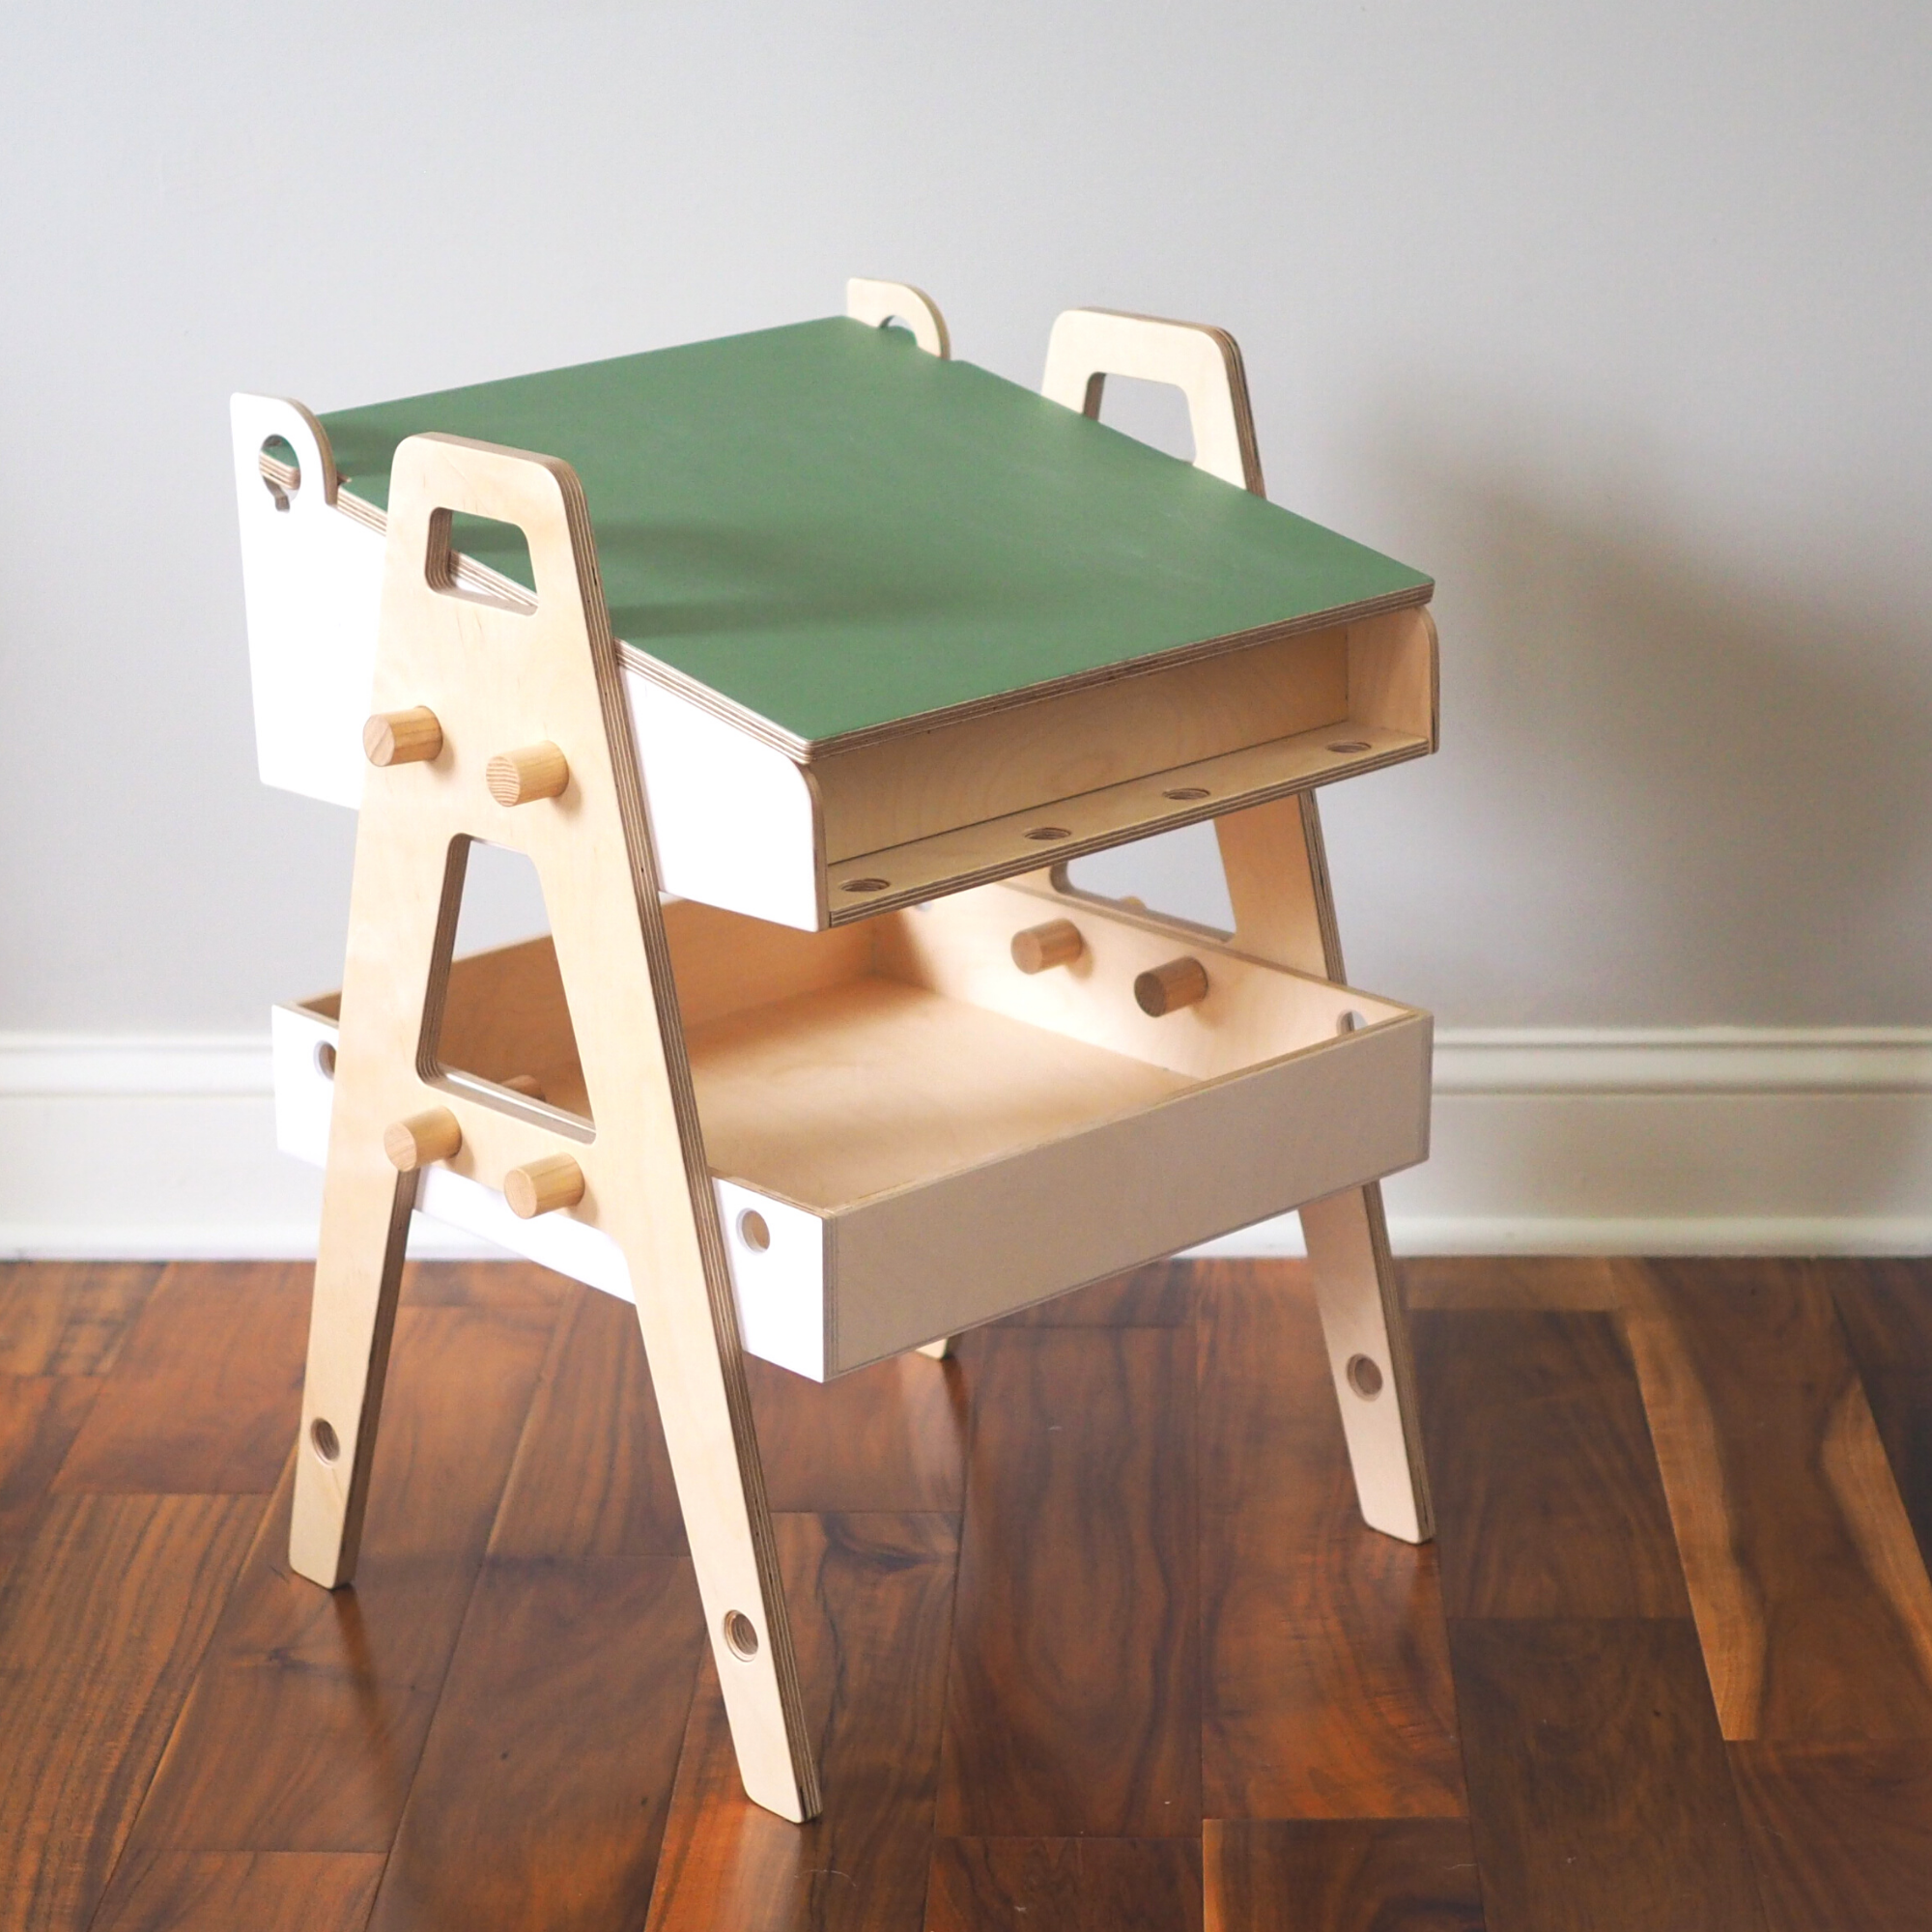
[{"xmin": 233, "ymin": 280, "xmax": 1441, "ymax": 1822}]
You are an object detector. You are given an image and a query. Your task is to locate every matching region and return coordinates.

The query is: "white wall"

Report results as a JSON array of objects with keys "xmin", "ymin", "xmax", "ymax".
[
  {"xmin": 3, "ymin": 4, "xmax": 1929, "ymax": 1252},
  {"xmin": 5, "ymin": 0, "xmax": 1928, "ymax": 1032}
]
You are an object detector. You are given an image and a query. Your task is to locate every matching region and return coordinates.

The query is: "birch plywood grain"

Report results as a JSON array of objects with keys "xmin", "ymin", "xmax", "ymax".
[{"xmin": 315, "ymin": 319, "xmax": 1431, "ymax": 754}]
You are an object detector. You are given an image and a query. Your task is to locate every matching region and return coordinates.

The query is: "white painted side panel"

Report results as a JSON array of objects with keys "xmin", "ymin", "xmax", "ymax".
[
  {"xmin": 626, "ymin": 674, "xmax": 823, "ymax": 930},
  {"xmin": 231, "ymin": 395, "xmax": 385, "ymax": 810},
  {"xmin": 270, "ymin": 1003, "xmax": 337, "ymax": 1162},
  {"xmin": 714, "ymin": 1178, "xmax": 830, "ymax": 1380}
]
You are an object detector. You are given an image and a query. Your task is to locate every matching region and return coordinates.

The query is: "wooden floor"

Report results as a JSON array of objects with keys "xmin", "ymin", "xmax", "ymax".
[{"xmin": 2, "ymin": 1258, "xmax": 1931, "ymax": 1930}]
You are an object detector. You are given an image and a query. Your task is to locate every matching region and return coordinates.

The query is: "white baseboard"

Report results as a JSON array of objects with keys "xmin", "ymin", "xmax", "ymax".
[{"xmin": 3, "ymin": 1029, "xmax": 1929, "ymax": 1261}]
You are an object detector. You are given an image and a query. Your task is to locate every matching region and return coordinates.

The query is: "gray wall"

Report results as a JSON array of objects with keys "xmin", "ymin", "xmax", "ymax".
[{"xmin": 5, "ymin": 2, "xmax": 1928, "ymax": 1032}]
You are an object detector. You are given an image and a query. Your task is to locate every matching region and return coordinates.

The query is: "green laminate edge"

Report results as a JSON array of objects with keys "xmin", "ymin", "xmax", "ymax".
[{"xmin": 319, "ymin": 317, "xmax": 1432, "ymax": 753}]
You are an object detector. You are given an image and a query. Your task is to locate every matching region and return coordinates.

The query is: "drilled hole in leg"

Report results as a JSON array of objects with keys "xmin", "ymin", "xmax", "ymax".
[
  {"xmin": 1346, "ymin": 1354, "xmax": 1384, "ymax": 1401},
  {"xmin": 315, "ymin": 1041, "xmax": 336, "ymax": 1079},
  {"xmin": 737, "ymin": 1208, "xmax": 770, "ymax": 1253},
  {"xmin": 724, "ymin": 1609, "xmax": 760, "ymax": 1660},
  {"xmin": 1337, "ymin": 1009, "xmax": 1367, "ymax": 1035},
  {"xmin": 310, "ymin": 1416, "xmax": 341, "ymax": 1463}
]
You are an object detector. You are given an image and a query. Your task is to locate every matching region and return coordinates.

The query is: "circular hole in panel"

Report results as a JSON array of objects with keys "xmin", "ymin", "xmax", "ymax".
[
  {"xmin": 1326, "ymin": 740, "xmax": 1372, "ymax": 754},
  {"xmin": 737, "ymin": 1208, "xmax": 771, "ymax": 1253},
  {"xmin": 1024, "ymin": 826, "xmax": 1071, "ymax": 842},
  {"xmin": 724, "ymin": 1609, "xmax": 760, "ymax": 1660},
  {"xmin": 841, "ymin": 877, "xmax": 890, "ymax": 894},
  {"xmin": 315, "ymin": 1041, "xmax": 337, "ymax": 1079},
  {"xmin": 1346, "ymin": 1354, "xmax": 1384, "ymax": 1401},
  {"xmin": 310, "ymin": 1416, "xmax": 341, "ymax": 1463},
  {"xmin": 1336, "ymin": 1009, "xmax": 1367, "ymax": 1035},
  {"xmin": 1162, "ymin": 785, "xmax": 1211, "ymax": 801},
  {"xmin": 260, "ymin": 434, "xmax": 300, "ymax": 511}
]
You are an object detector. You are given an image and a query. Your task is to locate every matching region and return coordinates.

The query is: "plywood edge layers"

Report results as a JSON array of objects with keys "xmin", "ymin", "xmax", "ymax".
[{"xmin": 614, "ymin": 584, "xmax": 1435, "ymax": 763}]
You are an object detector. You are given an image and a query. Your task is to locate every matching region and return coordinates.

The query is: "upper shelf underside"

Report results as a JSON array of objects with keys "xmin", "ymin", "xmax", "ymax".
[{"xmin": 317, "ymin": 316, "xmax": 1432, "ymax": 756}]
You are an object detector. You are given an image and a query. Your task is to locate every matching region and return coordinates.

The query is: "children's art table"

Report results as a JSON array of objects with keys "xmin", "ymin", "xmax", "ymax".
[{"xmin": 233, "ymin": 279, "xmax": 1440, "ymax": 1821}]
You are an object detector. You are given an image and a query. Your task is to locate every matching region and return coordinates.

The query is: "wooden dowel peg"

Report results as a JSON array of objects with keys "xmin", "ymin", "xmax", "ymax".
[
  {"xmin": 363, "ymin": 706, "xmax": 443, "ymax": 767},
  {"xmin": 487, "ymin": 742, "xmax": 569, "ymax": 806},
  {"xmin": 505, "ymin": 1153, "xmax": 584, "ymax": 1218},
  {"xmin": 384, "ymin": 1106, "xmax": 462, "ymax": 1172},
  {"xmin": 500, "ymin": 1073, "xmax": 548, "ymax": 1101},
  {"xmin": 1010, "ymin": 918, "xmax": 1085, "ymax": 975},
  {"xmin": 1134, "ymin": 955, "xmax": 1209, "ymax": 1017}
]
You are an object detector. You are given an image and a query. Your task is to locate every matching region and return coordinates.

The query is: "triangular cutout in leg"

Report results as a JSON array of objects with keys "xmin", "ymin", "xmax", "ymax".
[{"xmin": 430, "ymin": 836, "xmax": 593, "ymax": 1127}]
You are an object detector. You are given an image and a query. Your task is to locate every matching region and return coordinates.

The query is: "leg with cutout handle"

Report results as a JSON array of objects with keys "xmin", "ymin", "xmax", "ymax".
[
  {"xmin": 290, "ymin": 431, "xmax": 820, "ymax": 1818},
  {"xmin": 1044, "ymin": 305, "xmax": 1433, "ymax": 1543}
]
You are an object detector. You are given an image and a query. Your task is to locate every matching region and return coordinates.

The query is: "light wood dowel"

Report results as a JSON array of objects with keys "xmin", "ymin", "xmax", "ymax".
[
  {"xmin": 487, "ymin": 742, "xmax": 569, "ymax": 806},
  {"xmin": 362, "ymin": 706, "xmax": 442, "ymax": 767},
  {"xmin": 1010, "ymin": 918, "xmax": 1085, "ymax": 975},
  {"xmin": 1134, "ymin": 955, "xmax": 1209, "ymax": 1016},
  {"xmin": 504, "ymin": 1152, "xmax": 585, "ymax": 1219},
  {"xmin": 382, "ymin": 1106, "xmax": 462, "ymax": 1173}
]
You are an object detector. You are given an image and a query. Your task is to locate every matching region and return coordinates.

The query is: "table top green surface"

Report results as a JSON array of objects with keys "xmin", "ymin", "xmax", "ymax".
[{"xmin": 321, "ymin": 317, "xmax": 1431, "ymax": 753}]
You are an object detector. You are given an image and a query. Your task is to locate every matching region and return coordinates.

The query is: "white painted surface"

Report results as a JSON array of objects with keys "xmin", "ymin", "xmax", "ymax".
[
  {"xmin": 7, "ymin": 1030, "xmax": 1931, "ymax": 1263},
  {"xmin": 626, "ymin": 676, "xmax": 824, "ymax": 930},
  {"xmin": 230, "ymin": 395, "xmax": 384, "ymax": 810}
]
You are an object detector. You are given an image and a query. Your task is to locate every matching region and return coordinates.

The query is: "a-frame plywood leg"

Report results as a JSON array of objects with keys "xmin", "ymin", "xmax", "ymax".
[
  {"xmin": 289, "ymin": 431, "xmax": 820, "ymax": 1820},
  {"xmin": 1215, "ymin": 792, "xmax": 1435, "ymax": 1544}
]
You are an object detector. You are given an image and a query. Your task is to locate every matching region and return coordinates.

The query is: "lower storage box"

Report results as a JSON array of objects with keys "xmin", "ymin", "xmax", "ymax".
[{"xmin": 273, "ymin": 877, "xmax": 1431, "ymax": 1378}]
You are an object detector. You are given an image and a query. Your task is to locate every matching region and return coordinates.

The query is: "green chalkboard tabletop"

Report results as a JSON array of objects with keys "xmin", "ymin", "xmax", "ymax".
[{"xmin": 322, "ymin": 317, "xmax": 1432, "ymax": 758}]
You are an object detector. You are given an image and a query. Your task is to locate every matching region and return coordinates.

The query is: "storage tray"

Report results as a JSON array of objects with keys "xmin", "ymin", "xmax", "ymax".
[{"xmin": 273, "ymin": 879, "xmax": 1431, "ymax": 1378}]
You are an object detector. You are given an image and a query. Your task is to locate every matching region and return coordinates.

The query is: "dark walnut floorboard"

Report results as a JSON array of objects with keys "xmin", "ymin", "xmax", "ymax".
[
  {"xmin": 990, "ymin": 1261, "xmax": 1197, "ymax": 1329},
  {"xmin": 1203, "ymin": 1819, "xmax": 1485, "ymax": 1932},
  {"xmin": 0, "ymin": 1376, "xmax": 99, "ymax": 1590},
  {"xmin": 1729, "ymin": 1739, "xmax": 1932, "ymax": 1932},
  {"xmin": 1831, "ymin": 1261, "xmax": 1932, "ymax": 1579},
  {"xmin": 54, "ymin": 1263, "xmax": 311, "ymax": 1495},
  {"xmin": 748, "ymin": 1350, "xmax": 967, "ymax": 1514},
  {"xmin": 0, "ymin": 1263, "xmax": 159, "ymax": 1377},
  {"xmin": 0, "ymin": 1492, "xmax": 261, "ymax": 1932},
  {"xmin": 1197, "ymin": 1264, "xmax": 1463, "ymax": 1819},
  {"xmin": 117, "ymin": 1298, "xmax": 555, "ymax": 1853},
  {"xmin": 645, "ymin": 1513, "xmax": 958, "ymax": 1932},
  {"xmin": 8, "ymin": 1258, "xmax": 1932, "ymax": 1929},
  {"xmin": 936, "ymin": 1322, "xmax": 1200, "ymax": 1839},
  {"xmin": 1621, "ymin": 1259, "xmax": 1932, "ymax": 1740},
  {"xmin": 372, "ymin": 1557, "xmax": 701, "ymax": 1932},
  {"xmin": 1412, "ymin": 1308, "xmax": 1690, "ymax": 1619},
  {"xmin": 483, "ymin": 1284, "xmax": 689, "ymax": 1564},
  {"xmin": 369, "ymin": 1285, "xmax": 699, "ymax": 1931},
  {"xmin": 927, "ymin": 1837, "xmax": 1203, "ymax": 1932},
  {"xmin": 1449, "ymin": 1618, "xmax": 1765, "ymax": 1932},
  {"xmin": 88, "ymin": 1850, "xmax": 387, "ymax": 1932},
  {"xmin": 1400, "ymin": 1257, "xmax": 1622, "ymax": 1312}
]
